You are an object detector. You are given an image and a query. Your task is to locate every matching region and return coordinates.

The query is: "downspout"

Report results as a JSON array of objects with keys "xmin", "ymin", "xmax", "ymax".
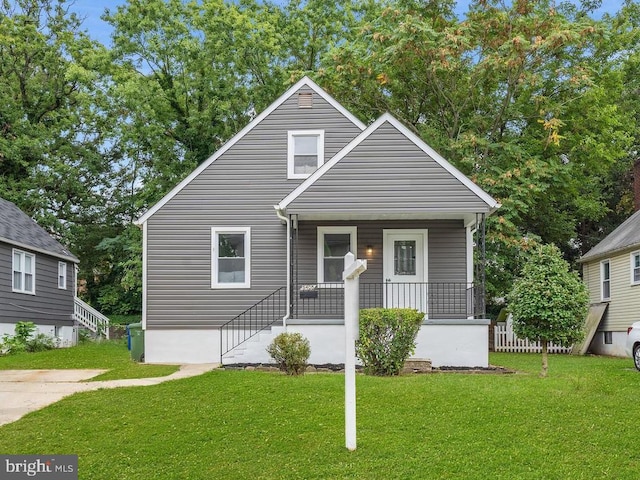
[{"xmin": 274, "ymin": 206, "xmax": 291, "ymax": 327}]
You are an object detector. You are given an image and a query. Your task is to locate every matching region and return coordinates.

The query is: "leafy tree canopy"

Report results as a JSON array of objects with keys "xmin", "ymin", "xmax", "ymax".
[{"xmin": 1, "ymin": 0, "xmax": 639, "ymax": 317}]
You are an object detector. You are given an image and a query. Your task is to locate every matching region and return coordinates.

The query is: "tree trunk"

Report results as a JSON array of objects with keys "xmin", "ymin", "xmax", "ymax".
[{"xmin": 540, "ymin": 338, "xmax": 548, "ymax": 377}]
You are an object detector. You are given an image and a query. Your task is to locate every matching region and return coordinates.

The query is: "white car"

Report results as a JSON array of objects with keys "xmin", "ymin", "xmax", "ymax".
[{"xmin": 626, "ymin": 322, "xmax": 640, "ymax": 371}]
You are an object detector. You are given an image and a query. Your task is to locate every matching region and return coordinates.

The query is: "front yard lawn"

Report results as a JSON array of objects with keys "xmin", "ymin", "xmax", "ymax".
[
  {"xmin": 0, "ymin": 353, "xmax": 638, "ymax": 479},
  {"xmin": 0, "ymin": 341, "xmax": 178, "ymax": 381}
]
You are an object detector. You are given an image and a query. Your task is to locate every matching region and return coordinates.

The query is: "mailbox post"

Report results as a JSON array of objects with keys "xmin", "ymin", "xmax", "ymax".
[{"xmin": 343, "ymin": 252, "xmax": 367, "ymax": 451}]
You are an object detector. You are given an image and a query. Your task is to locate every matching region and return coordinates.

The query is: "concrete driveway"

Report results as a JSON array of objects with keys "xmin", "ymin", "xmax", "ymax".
[{"xmin": 0, "ymin": 364, "xmax": 217, "ymax": 427}]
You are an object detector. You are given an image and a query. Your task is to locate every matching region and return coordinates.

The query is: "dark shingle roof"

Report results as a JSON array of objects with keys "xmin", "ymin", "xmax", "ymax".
[
  {"xmin": 0, "ymin": 197, "xmax": 79, "ymax": 263},
  {"xmin": 580, "ymin": 209, "xmax": 640, "ymax": 262}
]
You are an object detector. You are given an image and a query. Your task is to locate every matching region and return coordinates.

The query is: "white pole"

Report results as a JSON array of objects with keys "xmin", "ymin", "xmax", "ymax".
[
  {"xmin": 343, "ymin": 252, "xmax": 366, "ymax": 451},
  {"xmin": 344, "ymin": 252, "xmax": 357, "ymax": 451}
]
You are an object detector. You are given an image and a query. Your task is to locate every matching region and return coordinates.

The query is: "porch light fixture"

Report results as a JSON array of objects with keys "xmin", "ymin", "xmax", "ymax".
[{"xmin": 366, "ymin": 245, "xmax": 373, "ymax": 255}]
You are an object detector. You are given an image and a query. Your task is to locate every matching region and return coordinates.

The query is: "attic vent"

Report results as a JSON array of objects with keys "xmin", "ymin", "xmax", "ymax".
[{"xmin": 298, "ymin": 92, "xmax": 313, "ymax": 108}]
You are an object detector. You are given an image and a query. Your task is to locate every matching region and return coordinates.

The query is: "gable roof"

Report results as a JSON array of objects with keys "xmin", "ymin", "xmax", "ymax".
[
  {"xmin": 277, "ymin": 113, "xmax": 500, "ymax": 217},
  {"xmin": 580, "ymin": 209, "xmax": 640, "ymax": 262},
  {"xmin": 0, "ymin": 198, "xmax": 79, "ymax": 263},
  {"xmin": 136, "ymin": 76, "xmax": 366, "ymax": 224}
]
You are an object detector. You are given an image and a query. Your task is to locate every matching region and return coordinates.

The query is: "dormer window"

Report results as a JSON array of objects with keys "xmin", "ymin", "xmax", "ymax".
[{"xmin": 288, "ymin": 130, "xmax": 324, "ymax": 179}]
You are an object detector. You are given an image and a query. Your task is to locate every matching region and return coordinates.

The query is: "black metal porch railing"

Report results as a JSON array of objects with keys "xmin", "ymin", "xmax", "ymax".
[
  {"xmin": 294, "ymin": 282, "xmax": 483, "ymax": 319},
  {"xmin": 220, "ymin": 287, "xmax": 287, "ymax": 362}
]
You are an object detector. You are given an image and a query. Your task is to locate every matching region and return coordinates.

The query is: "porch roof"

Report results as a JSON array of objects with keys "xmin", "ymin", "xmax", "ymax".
[{"xmin": 276, "ymin": 114, "xmax": 499, "ymax": 226}]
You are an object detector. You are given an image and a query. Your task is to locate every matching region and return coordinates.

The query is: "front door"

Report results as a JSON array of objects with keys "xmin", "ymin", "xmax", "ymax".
[{"xmin": 383, "ymin": 229, "xmax": 428, "ymax": 313}]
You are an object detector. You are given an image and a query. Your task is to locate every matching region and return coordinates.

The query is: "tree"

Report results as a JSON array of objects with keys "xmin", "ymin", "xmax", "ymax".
[
  {"xmin": 321, "ymin": 0, "xmax": 632, "ymax": 312},
  {"xmin": 508, "ymin": 244, "xmax": 589, "ymax": 377},
  {"xmin": 0, "ymin": 0, "xmax": 141, "ymax": 314}
]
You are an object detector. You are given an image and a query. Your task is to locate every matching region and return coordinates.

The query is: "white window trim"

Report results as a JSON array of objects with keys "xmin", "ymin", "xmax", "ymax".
[
  {"xmin": 287, "ymin": 130, "xmax": 324, "ymax": 179},
  {"xmin": 211, "ymin": 227, "xmax": 251, "ymax": 289},
  {"xmin": 600, "ymin": 259, "xmax": 611, "ymax": 301},
  {"xmin": 631, "ymin": 251, "xmax": 640, "ymax": 286},
  {"xmin": 12, "ymin": 249, "xmax": 36, "ymax": 295},
  {"xmin": 58, "ymin": 262, "xmax": 67, "ymax": 289},
  {"xmin": 317, "ymin": 226, "xmax": 357, "ymax": 285}
]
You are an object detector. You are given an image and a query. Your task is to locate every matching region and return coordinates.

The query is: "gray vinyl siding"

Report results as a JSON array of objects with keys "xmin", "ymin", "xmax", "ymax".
[
  {"xmin": 583, "ymin": 249, "xmax": 640, "ymax": 331},
  {"xmin": 0, "ymin": 242, "xmax": 75, "ymax": 325},
  {"xmin": 146, "ymin": 87, "xmax": 363, "ymax": 329},
  {"xmin": 292, "ymin": 220, "xmax": 467, "ymax": 319},
  {"xmin": 287, "ymin": 122, "xmax": 491, "ymax": 215}
]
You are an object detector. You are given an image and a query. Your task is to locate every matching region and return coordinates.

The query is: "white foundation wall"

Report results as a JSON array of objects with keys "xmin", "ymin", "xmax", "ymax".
[
  {"xmin": 0, "ymin": 322, "xmax": 76, "ymax": 347},
  {"xmin": 287, "ymin": 324, "xmax": 346, "ymax": 365},
  {"xmin": 414, "ymin": 320, "xmax": 489, "ymax": 367},
  {"xmin": 269, "ymin": 320, "xmax": 489, "ymax": 367},
  {"xmin": 145, "ymin": 329, "xmax": 221, "ymax": 364},
  {"xmin": 587, "ymin": 331, "xmax": 628, "ymax": 357},
  {"xmin": 148, "ymin": 321, "xmax": 490, "ymax": 366}
]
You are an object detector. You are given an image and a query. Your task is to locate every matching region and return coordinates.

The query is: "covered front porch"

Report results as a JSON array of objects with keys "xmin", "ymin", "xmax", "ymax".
[
  {"xmin": 287, "ymin": 218, "xmax": 487, "ymax": 322},
  {"xmin": 280, "ymin": 217, "xmax": 491, "ymax": 367}
]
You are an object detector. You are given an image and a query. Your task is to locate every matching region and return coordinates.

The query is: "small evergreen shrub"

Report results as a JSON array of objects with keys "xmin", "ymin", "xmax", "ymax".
[
  {"xmin": 266, "ymin": 332, "xmax": 311, "ymax": 375},
  {"xmin": 356, "ymin": 308, "xmax": 424, "ymax": 376}
]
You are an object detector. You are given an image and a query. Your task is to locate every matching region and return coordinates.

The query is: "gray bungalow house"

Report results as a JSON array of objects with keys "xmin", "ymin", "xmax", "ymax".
[
  {"xmin": 579, "ymin": 209, "xmax": 640, "ymax": 356},
  {"xmin": 136, "ymin": 77, "xmax": 500, "ymax": 367},
  {"xmin": 0, "ymin": 197, "xmax": 79, "ymax": 345}
]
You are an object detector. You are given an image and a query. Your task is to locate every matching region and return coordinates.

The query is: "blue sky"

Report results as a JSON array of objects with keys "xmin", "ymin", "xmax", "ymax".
[{"xmin": 71, "ymin": 0, "xmax": 624, "ymax": 46}]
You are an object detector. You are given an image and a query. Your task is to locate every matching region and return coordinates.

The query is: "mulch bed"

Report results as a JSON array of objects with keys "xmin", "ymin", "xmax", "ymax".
[{"xmin": 222, "ymin": 363, "xmax": 516, "ymax": 374}]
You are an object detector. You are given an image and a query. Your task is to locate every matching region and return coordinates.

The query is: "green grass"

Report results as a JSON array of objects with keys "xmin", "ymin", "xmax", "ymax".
[
  {"xmin": 1, "ymin": 353, "xmax": 639, "ymax": 478},
  {"xmin": 0, "ymin": 341, "xmax": 178, "ymax": 381}
]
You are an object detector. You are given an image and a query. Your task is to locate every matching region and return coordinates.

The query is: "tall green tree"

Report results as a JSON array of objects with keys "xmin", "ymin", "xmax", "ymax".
[
  {"xmin": 322, "ymin": 0, "xmax": 632, "ymax": 309},
  {"xmin": 0, "ymin": 0, "xmax": 143, "ymax": 314},
  {"xmin": 0, "ymin": 0, "xmax": 115, "ymax": 235}
]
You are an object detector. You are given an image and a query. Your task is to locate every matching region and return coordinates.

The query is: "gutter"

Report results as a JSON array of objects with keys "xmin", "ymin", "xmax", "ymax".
[{"xmin": 274, "ymin": 206, "xmax": 291, "ymax": 328}]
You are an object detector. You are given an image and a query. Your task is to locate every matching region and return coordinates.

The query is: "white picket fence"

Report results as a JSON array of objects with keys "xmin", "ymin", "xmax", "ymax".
[{"xmin": 494, "ymin": 318, "xmax": 572, "ymax": 354}]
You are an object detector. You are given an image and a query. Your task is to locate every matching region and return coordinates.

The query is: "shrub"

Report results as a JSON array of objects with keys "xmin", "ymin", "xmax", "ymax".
[
  {"xmin": 356, "ymin": 308, "xmax": 424, "ymax": 376},
  {"xmin": 266, "ymin": 332, "xmax": 311, "ymax": 375},
  {"xmin": 0, "ymin": 322, "xmax": 53, "ymax": 355},
  {"xmin": 26, "ymin": 333, "xmax": 56, "ymax": 352},
  {"xmin": 1, "ymin": 322, "xmax": 35, "ymax": 355}
]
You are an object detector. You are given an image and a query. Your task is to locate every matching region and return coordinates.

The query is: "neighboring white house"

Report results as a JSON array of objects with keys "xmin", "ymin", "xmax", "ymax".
[
  {"xmin": 579, "ymin": 208, "xmax": 640, "ymax": 357},
  {"xmin": 136, "ymin": 77, "xmax": 500, "ymax": 367}
]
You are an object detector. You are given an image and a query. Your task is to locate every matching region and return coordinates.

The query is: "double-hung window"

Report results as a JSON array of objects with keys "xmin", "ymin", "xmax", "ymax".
[
  {"xmin": 58, "ymin": 262, "xmax": 67, "ymax": 289},
  {"xmin": 601, "ymin": 259, "xmax": 611, "ymax": 301},
  {"xmin": 631, "ymin": 252, "xmax": 640, "ymax": 285},
  {"xmin": 317, "ymin": 227, "xmax": 357, "ymax": 284},
  {"xmin": 12, "ymin": 249, "xmax": 35, "ymax": 294},
  {"xmin": 288, "ymin": 130, "xmax": 324, "ymax": 179},
  {"xmin": 211, "ymin": 227, "xmax": 251, "ymax": 288}
]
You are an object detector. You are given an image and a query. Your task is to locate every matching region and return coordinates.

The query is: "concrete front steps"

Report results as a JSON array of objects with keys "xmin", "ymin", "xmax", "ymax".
[{"xmin": 221, "ymin": 326, "xmax": 286, "ymax": 365}]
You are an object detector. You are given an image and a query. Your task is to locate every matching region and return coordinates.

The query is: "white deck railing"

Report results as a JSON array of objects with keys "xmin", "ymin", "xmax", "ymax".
[{"xmin": 73, "ymin": 297, "xmax": 110, "ymax": 339}]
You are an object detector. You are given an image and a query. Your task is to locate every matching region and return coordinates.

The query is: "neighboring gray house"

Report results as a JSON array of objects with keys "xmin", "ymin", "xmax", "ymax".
[
  {"xmin": 579, "ymin": 209, "xmax": 640, "ymax": 356},
  {"xmin": 136, "ymin": 77, "xmax": 500, "ymax": 367},
  {"xmin": 0, "ymin": 197, "xmax": 79, "ymax": 345}
]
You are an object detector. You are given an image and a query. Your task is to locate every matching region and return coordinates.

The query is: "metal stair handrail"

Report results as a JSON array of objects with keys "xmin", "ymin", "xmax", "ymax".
[
  {"xmin": 220, "ymin": 287, "xmax": 286, "ymax": 363},
  {"xmin": 73, "ymin": 297, "xmax": 110, "ymax": 339}
]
